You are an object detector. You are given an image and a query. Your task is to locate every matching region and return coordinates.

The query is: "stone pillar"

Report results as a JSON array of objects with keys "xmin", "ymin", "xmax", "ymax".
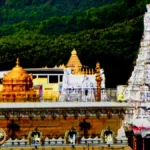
[
  {"xmin": 133, "ymin": 136, "xmax": 137, "ymax": 150},
  {"xmin": 142, "ymin": 138, "xmax": 145, "ymax": 150},
  {"xmin": 95, "ymin": 62, "xmax": 102, "ymax": 101}
]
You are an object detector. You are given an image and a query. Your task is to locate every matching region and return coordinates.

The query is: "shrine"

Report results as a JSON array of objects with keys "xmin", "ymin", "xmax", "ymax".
[
  {"xmin": 59, "ymin": 49, "xmax": 105, "ymax": 102},
  {"xmin": 2, "ymin": 3, "xmax": 150, "ymax": 150},
  {"xmin": 0, "ymin": 58, "xmax": 39, "ymax": 102},
  {"xmin": 0, "ymin": 50, "xmax": 128, "ymax": 148},
  {"xmin": 3, "ymin": 8, "xmax": 150, "ymax": 150},
  {"xmin": 123, "ymin": 4, "xmax": 150, "ymax": 150}
]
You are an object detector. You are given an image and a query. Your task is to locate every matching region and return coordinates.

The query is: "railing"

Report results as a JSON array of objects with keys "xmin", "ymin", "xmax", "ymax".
[
  {"xmin": 0, "ymin": 89, "xmax": 117, "ymax": 102},
  {"xmin": 47, "ymin": 88, "xmax": 117, "ymax": 102},
  {"xmin": 2, "ymin": 136, "xmax": 128, "ymax": 147},
  {"xmin": 105, "ymin": 89, "xmax": 117, "ymax": 101}
]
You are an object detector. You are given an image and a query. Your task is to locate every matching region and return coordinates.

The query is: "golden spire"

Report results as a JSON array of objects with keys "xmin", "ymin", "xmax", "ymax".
[
  {"xmin": 16, "ymin": 58, "xmax": 20, "ymax": 66},
  {"xmin": 92, "ymin": 68, "xmax": 94, "ymax": 74},
  {"xmin": 54, "ymin": 65, "xmax": 58, "ymax": 68},
  {"xmin": 89, "ymin": 68, "xmax": 92, "ymax": 75},
  {"xmin": 71, "ymin": 48, "xmax": 77, "ymax": 55},
  {"xmin": 66, "ymin": 48, "xmax": 82, "ymax": 74},
  {"xmin": 95, "ymin": 62, "xmax": 100, "ymax": 73}
]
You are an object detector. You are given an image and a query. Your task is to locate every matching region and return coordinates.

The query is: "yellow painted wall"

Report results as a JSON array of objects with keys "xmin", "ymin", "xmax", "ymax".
[
  {"xmin": 43, "ymin": 84, "xmax": 59, "ymax": 101},
  {"xmin": 33, "ymin": 78, "xmax": 59, "ymax": 101},
  {"xmin": 33, "ymin": 78, "xmax": 48, "ymax": 85}
]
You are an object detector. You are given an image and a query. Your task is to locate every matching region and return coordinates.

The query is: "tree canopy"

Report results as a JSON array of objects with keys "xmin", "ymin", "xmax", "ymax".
[{"xmin": 0, "ymin": 0, "xmax": 148, "ymax": 87}]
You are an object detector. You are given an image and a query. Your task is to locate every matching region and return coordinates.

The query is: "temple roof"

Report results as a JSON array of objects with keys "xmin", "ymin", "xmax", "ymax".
[
  {"xmin": 66, "ymin": 49, "xmax": 82, "ymax": 68},
  {"xmin": 3, "ymin": 58, "xmax": 29, "ymax": 80}
]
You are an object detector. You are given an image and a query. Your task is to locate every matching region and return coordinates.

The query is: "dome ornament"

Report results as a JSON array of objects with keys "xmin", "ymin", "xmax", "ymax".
[
  {"xmin": 71, "ymin": 48, "xmax": 77, "ymax": 55},
  {"xmin": 16, "ymin": 58, "xmax": 20, "ymax": 66}
]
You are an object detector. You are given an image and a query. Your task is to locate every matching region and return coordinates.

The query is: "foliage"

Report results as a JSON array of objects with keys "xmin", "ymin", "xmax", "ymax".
[{"xmin": 0, "ymin": 0, "xmax": 147, "ymax": 87}]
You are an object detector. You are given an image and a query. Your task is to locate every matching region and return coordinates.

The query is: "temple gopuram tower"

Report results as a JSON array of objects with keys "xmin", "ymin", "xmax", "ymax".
[
  {"xmin": 0, "ymin": 58, "xmax": 39, "ymax": 102},
  {"xmin": 66, "ymin": 49, "xmax": 82, "ymax": 74},
  {"xmin": 124, "ymin": 4, "xmax": 150, "ymax": 150}
]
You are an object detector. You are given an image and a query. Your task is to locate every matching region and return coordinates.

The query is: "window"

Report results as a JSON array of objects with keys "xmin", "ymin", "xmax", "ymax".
[
  {"xmin": 60, "ymin": 75, "xmax": 63, "ymax": 82},
  {"xmin": 33, "ymin": 75, "xmax": 37, "ymax": 79},
  {"xmin": 38, "ymin": 75, "xmax": 47, "ymax": 78},
  {"xmin": 49, "ymin": 76, "xmax": 58, "ymax": 83}
]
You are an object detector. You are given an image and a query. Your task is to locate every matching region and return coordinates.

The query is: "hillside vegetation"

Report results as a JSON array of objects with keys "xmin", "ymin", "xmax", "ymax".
[{"xmin": 0, "ymin": 0, "xmax": 149, "ymax": 87}]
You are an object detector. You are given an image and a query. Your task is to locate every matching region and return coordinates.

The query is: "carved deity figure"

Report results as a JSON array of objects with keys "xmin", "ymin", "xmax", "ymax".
[
  {"xmin": 101, "ymin": 126, "xmax": 114, "ymax": 145},
  {"xmin": 146, "ymin": 4, "xmax": 150, "ymax": 12},
  {"xmin": 68, "ymin": 127, "xmax": 77, "ymax": 146}
]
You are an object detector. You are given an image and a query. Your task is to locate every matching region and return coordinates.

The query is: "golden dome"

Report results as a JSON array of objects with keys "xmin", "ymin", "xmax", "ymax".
[
  {"xmin": 71, "ymin": 49, "xmax": 77, "ymax": 55},
  {"xmin": 3, "ymin": 58, "xmax": 29, "ymax": 80}
]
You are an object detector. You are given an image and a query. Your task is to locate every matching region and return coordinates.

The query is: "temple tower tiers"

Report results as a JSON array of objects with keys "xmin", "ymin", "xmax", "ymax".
[
  {"xmin": 126, "ymin": 4, "xmax": 150, "ymax": 102},
  {"xmin": 124, "ymin": 5, "xmax": 150, "ymax": 145},
  {"xmin": 0, "ymin": 58, "xmax": 39, "ymax": 102}
]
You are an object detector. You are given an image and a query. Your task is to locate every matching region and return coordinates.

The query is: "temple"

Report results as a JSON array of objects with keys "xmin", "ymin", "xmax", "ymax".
[
  {"xmin": 0, "ymin": 48, "xmax": 129, "ymax": 149},
  {"xmin": 2, "ymin": 4, "xmax": 150, "ymax": 149},
  {"xmin": 0, "ymin": 58, "xmax": 39, "ymax": 102},
  {"xmin": 122, "ymin": 4, "xmax": 150, "ymax": 150}
]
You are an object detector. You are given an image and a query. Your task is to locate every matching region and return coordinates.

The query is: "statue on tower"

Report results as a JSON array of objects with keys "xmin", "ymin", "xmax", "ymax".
[
  {"xmin": 144, "ymin": 5, "xmax": 150, "ymax": 31},
  {"xmin": 146, "ymin": 4, "xmax": 150, "ymax": 12},
  {"xmin": 67, "ymin": 127, "xmax": 77, "ymax": 147}
]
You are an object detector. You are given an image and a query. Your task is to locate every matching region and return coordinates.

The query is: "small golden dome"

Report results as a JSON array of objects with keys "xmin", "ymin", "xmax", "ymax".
[
  {"xmin": 3, "ymin": 58, "xmax": 29, "ymax": 80},
  {"xmin": 71, "ymin": 49, "xmax": 77, "ymax": 55}
]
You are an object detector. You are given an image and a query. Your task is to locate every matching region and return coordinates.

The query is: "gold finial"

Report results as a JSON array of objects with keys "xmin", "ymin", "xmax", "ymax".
[
  {"xmin": 86, "ymin": 67, "xmax": 88, "ymax": 75},
  {"xmin": 92, "ymin": 68, "xmax": 94, "ymax": 74},
  {"xmin": 16, "ymin": 58, "xmax": 20, "ymax": 66},
  {"xmin": 71, "ymin": 48, "xmax": 77, "ymax": 55},
  {"xmin": 89, "ymin": 68, "xmax": 92, "ymax": 75},
  {"xmin": 95, "ymin": 62, "xmax": 100, "ymax": 73},
  {"xmin": 61, "ymin": 64, "xmax": 65, "ymax": 68},
  {"xmin": 96, "ymin": 62, "xmax": 100, "ymax": 69}
]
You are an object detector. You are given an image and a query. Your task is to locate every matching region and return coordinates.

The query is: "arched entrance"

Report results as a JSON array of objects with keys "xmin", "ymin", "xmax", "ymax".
[
  {"xmin": 65, "ymin": 127, "xmax": 79, "ymax": 144},
  {"xmin": 28, "ymin": 127, "xmax": 42, "ymax": 145},
  {"xmin": 101, "ymin": 127, "xmax": 115, "ymax": 143}
]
